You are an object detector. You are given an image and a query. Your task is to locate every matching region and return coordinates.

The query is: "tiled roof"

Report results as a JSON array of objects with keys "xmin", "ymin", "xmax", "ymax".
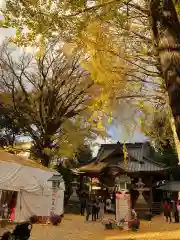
[
  {"xmin": 100, "ymin": 142, "xmax": 146, "ymax": 149},
  {"xmin": 127, "ymin": 148, "xmax": 143, "ymax": 161},
  {"xmin": 96, "ymin": 142, "xmax": 148, "ymax": 162},
  {"xmin": 96, "ymin": 148, "xmax": 116, "ymax": 162},
  {"xmin": 76, "ymin": 156, "xmax": 166, "ymax": 174},
  {"xmin": 74, "ymin": 142, "xmax": 168, "ymax": 174},
  {"xmin": 117, "ymin": 157, "xmax": 167, "ymax": 173}
]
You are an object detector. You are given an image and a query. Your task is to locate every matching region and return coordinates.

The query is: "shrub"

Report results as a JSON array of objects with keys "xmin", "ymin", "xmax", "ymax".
[
  {"xmin": 29, "ymin": 215, "xmax": 38, "ymax": 223},
  {"xmin": 50, "ymin": 214, "xmax": 61, "ymax": 226}
]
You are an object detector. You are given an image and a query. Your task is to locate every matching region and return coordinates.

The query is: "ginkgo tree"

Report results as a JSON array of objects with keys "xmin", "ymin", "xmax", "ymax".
[
  {"xmin": 3, "ymin": 0, "xmax": 180, "ymax": 159},
  {"xmin": 1, "ymin": 0, "xmax": 166, "ymax": 113},
  {"xmin": 0, "ymin": 40, "xmax": 115, "ymax": 166},
  {"xmin": 1, "ymin": 0, "xmax": 153, "ymax": 102}
]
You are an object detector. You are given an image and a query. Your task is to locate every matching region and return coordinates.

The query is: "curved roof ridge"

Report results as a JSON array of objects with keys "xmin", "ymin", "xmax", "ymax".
[{"xmin": 143, "ymin": 156, "xmax": 167, "ymax": 167}]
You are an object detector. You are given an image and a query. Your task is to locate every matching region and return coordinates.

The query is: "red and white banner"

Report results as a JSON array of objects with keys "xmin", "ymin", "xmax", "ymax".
[{"xmin": 116, "ymin": 191, "xmax": 131, "ymax": 223}]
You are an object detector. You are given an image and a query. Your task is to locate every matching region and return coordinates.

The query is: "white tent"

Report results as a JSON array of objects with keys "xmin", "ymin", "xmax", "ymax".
[{"xmin": 0, "ymin": 151, "xmax": 65, "ymax": 222}]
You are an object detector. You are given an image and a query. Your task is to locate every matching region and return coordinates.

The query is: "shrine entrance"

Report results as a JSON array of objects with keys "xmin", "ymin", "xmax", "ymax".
[{"xmin": 74, "ymin": 142, "xmax": 169, "ymax": 218}]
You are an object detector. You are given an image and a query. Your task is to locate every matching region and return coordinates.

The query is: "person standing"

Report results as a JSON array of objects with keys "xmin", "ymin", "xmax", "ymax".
[
  {"xmin": 85, "ymin": 198, "xmax": 91, "ymax": 222},
  {"xmin": 171, "ymin": 200, "xmax": 179, "ymax": 223},
  {"xmin": 92, "ymin": 200, "xmax": 97, "ymax": 221},
  {"xmin": 163, "ymin": 200, "xmax": 171, "ymax": 223},
  {"xmin": 177, "ymin": 201, "xmax": 180, "ymax": 220},
  {"xmin": 96, "ymin": 198, "xmax": 100, "ymax": 220},
  {"xmin": 9, "ymin": 194, "xmax": 17, "ymax": 222},
  {"xmin": 99, "ymin": 200, "xmax": 105, "ymax": 220},
  {"xmin": 80, "ymin": 197, "xmax": 86, "ymax": 216}
]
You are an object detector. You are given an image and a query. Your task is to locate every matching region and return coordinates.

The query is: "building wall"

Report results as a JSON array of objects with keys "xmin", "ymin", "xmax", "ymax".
[
  {"xmin": 17, "ymin": 151, "xmax": 30, "ymax": 158},
  {"xmin": 16, "ymin": 142, "xmax": 32, "ymax": 159}
]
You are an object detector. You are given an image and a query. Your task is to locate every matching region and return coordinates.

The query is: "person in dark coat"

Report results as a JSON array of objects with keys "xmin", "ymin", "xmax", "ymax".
[
  {"xmin": 12, "ymin": 221, "xmax": 32, "ymax": 240},
  {"xmin": 85, "ymin": 199, "xmax": 91, "ymax": 222},
  {"xmin": 92, "ymin": 200, "xmax": 97, "ymax": 221},
  {"xmin": 95, "ymin": 198, "xmax": 100, "ymax": 220},
  {"xmin": 80, "ymin": 198, "xmax": 86, "ymax": 216}
]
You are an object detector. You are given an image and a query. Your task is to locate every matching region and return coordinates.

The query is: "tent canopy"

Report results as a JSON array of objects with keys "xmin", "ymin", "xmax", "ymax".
[
  {"xmin": 0, "ymin": 151, "xmax": 65, "ymax": 194},
  {"xmin": 0, "ymin": 150, "xmax": 55, "ymax": 172}
]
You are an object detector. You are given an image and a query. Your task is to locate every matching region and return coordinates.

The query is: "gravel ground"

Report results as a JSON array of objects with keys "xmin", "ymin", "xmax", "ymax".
[{"xmin": 29, "ymin": 214, "xmax": 180, "ymax": 240}]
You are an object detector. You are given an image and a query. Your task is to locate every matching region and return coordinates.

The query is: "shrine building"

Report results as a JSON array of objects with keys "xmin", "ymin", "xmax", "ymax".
[{"xmin": 73, "ymin": 142, "xmax": 169, "ymax": 217}]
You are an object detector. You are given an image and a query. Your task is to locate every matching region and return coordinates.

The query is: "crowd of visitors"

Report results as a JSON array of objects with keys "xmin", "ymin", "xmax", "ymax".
[
  {"xmin": 85, "ymin": 197, "xmax": 105, "ymax": 222},
  {"xmin": 80, "ymin": 196, "xmax": 109, "ymax": 222},
  {"xmin": 162, "ymin": 199, "xmax": 180, "ymax": 223},
  {"xmin": 80, "ymin": 195, "xmax": 140, "ymax": 231}
]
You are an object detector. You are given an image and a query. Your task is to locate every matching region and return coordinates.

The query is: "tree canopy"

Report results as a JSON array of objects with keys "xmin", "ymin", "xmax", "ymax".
[
  {"xmin": 0, "ymin": 41, "xmax": 108, "ymax": 166},
  {"xmin": 1, "ymin": 0, "xmax": 161, "ymax": 107},
  {"xmin": 2, "ymin": 0, "xmax": 180, "ymax": 164},
  {"xmin": 0, "ymin": 103, "xmax": 21, "ymax": 147},
  {"xmin": 76, "ymin": 144, "xmax": 92, "ymax": 163},
  {"xmin": 140, "ymin": 104, "xmax": 174, "ymax": 150}
]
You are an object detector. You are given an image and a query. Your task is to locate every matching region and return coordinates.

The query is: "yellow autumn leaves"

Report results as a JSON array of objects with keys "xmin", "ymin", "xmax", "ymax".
[{"xmin": 63, "ymin": 19, "xmax": 130, "ymax": 132}]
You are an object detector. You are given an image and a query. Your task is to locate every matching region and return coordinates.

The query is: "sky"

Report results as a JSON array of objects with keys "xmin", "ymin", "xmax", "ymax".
[
  {"xmin": 108, "ymin": 125, "xmax": 147, "ymax": 143},
  {"xmin": 0, "ymin": 2, "xmax": 147, "ymax": 156}
]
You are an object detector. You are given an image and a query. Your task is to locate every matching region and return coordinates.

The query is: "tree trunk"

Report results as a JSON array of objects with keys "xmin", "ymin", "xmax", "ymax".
[
  {"xmin": 149, "ymin": 0, "xmax": 180, "ymax": 151},
  {"xmin": 31, "ymin": 142, "xmax": 51, "ymax": 167},
  {"xmin": 41, "ymin": 152, "xmax": 51, "ymax": 167},
  {"xmin": 170, "ymin": 113, "xmax": 180, "ymax": 162}
]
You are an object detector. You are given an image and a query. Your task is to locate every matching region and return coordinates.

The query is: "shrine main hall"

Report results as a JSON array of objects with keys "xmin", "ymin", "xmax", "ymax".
[{"xmin": 73, "ymin": 142, "xmax": 169, "ymax": 217}]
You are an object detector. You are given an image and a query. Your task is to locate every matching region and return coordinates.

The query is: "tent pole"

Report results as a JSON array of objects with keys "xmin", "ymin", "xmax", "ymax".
[{"xmin": 18, "ymin": 189, "xmax": 22, "ymax": 223}]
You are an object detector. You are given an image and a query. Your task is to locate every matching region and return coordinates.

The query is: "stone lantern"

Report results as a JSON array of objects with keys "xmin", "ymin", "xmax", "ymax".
[
  {"xmin": 48, "ymin": 174, "xmax": 62, "ymax": 189},
  {"xmin": 115, "ymin": 175, "xmax": 131, "ymax": 192},
  {"xmin": 70, "ymin": 178, "xmax": 79, "ymax": 201},
  {"xmin": 134, "ymin": 178, "xmax": 150, "ymax": 204}
]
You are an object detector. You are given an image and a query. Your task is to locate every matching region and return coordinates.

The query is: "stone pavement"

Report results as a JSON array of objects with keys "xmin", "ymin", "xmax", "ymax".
[{"xmin": 29, "ymin": 214, "xmax": 180, "ymax": 240}]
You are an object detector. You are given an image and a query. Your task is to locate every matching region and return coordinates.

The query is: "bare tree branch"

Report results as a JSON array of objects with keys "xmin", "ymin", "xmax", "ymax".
[{"xmin": 0, "ymin": 41, "xmax": 95, "ymax": 166}]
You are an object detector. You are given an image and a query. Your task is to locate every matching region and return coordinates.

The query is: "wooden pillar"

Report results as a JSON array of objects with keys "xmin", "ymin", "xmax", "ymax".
[
  {"xmin": 150, "ymin": 176, "xmax": 153, "ymax": 211},
  {"xmin": 79, "ymin": 175, "xmax": 83, "ymax": 192}
]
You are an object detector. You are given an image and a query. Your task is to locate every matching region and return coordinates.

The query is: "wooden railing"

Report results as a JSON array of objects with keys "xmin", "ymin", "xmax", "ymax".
[{"xmin": 151, "ymin": 202, "xmax": 162, "ymax": 215}]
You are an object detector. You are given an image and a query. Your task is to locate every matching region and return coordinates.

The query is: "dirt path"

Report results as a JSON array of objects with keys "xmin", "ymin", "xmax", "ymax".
[{"xmin": 30, "ymin": 214, "xmax": 180, "ymax": 240}]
